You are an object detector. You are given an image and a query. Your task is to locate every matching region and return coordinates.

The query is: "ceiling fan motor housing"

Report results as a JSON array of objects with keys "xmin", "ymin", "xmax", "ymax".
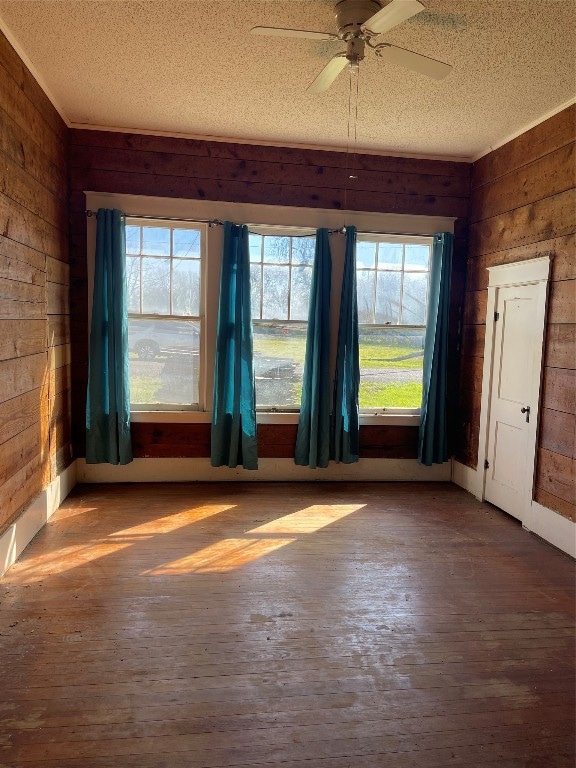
[{"xmin": 335, "ymin": 0, "xmax": 382, "ymax": 39}]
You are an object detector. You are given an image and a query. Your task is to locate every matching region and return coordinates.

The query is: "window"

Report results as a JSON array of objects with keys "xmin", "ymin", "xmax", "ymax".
[
  {"xmin": 125, "ymin": 220, "xmax": 204, "ymax": 409},
  {"xmin": 87, "ymin": 192, "xmax": 453, "ymax": 422},
  {"xmin": 249, "ymin": 229, "xmax": 315, "ymax": 409},
  {"xmin": 356, "ymin": 235, "xmax": 432, "ymax": 410}
]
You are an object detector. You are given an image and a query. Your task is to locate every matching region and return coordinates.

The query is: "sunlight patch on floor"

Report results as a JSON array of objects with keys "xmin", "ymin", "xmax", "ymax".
[
  {"xmin": 109, "ymin": 504, "xmax": 236, "ymax": 537},
  {"xmin": 143, "ymin": 503, "xmax": 365, "ymax": 575},
  {"xmin": 249, "ymin": 504, "xmax": 366, "ymax": 534},
  {"xmin": 143, "ymin": 537, "xmax": 296, "ymax": 575},
  {"xmin": 9, "ymin": 541, "xmax": 134, "ymax": 579}
]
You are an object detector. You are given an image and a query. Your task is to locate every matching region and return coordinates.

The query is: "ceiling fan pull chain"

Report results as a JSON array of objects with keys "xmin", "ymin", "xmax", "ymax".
[{"xmin": 350, "ymin": 64, "xmax": 360, "ymax": 182}]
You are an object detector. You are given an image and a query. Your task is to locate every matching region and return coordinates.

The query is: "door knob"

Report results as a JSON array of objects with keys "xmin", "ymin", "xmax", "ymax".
[{"xmin": 521, "ymin": 406, "xmax": 531, "ymax": 423}]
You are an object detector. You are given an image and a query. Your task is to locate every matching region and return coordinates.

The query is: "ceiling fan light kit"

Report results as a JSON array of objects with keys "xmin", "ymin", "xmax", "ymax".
[{"xmin": 250, "ymin": 0, "xmax": 452, "ymax": 92}]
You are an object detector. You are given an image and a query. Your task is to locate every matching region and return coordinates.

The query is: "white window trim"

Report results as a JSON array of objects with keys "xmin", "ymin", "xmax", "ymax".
[{"xmin": 86, "ymin": 191, "xmax": 455, "ymax": 426}]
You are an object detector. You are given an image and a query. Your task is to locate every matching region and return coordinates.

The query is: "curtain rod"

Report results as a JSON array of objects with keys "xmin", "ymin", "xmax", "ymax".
[
  {"xmin": 85, "ymin": 211, "xmax": 438, "ymax": 238},
  {"xmin": 85, "ymin": 210, "xmax": 224, "ymax": 227},
  {"xmin": 85, "ymin": 210, "xmax": 344, "ymax": 234}
]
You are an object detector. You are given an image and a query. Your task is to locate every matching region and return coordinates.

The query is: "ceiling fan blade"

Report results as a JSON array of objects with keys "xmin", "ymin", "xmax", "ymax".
[
  {"xmin": 362, "ymin": 0, "xmax": 425, "ymax": 35},
  {"xmin": 307, "ymin": 54, "xmax": 349, "ymax": 93},
  {"xmin": 251, "ymin": 26, "xmax": 338, "ymax": 41},
  {"xmin": 377, "ymin": 44, "xmax": 452, "ymax": 80}
]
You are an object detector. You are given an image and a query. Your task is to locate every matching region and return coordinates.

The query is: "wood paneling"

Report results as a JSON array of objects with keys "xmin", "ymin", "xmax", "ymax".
[
  {"xmin": 0, "ymin": 32, "xmax": 65, "ymax": 143},
  {"xmin": 0, "ymin": 388, "xmax": 44, "ymax": 447},
  {"xmin": 548, "ymin": 280, "xmax": 576, "ymax": 324},
  {"xmin": 472, "ymin": 105, "xmax": 576, "ymax": 188},
  {"xmin": 465, "ymin": 234, "xmax": 576, "ymax": 293},
  {"xmin": 544, "ymin": 324, "xmax": 576, "ymax": 370},
  {"xmin": 539, "ymin": 407, "xmax": 576, "ymax": 459},
  {"xmin": 535, "ymin": 448, "xmax": 575, "ymax": 509},
  {"xmin": 456, "ymin": 106, "xmax": 576, "ymax": 522},
  {"xmin": 534, "ymin": 487, "xmax": 576, "ymax": 523},
  {"xmin": 468, "ymin": 188, "xmax": 575, "ymax": 257},
  {"xmin": 0, "ymin": 29, "xmax": 70, "ymax": 537},
  {"xmin": 0, "ymin": 230, "xmax": 46, "ymax": 272},
  {"xmin": 69, "ymin": 128, "xmax": 470, "ymax": 461},
  {"xmin": 542, "ymin": 367, "xmax": 576, "ymax": 415},
  {"xmin": 470, "ymin": 142, "xmax": 575, "ymax": 223},
  {"xmin": 70, "ymin": 128, "xmax": 471, "ymax": 178},
  {"xmin": 0, "ymin": 319, "xmax": 46, "ymax": 361},
  {"xmin": 0, "ymin": 107, "xmax": 67, "ymax": 198},
  {"xmin": 463, "ymin": 290, "xmax": 488, "ymax": 326},
  {"xmin": 461, "ymin": 324, "xmax": 485, "ymax": 358},
  {"xmin": 0, "ymin": 275, "xmax": 46, "ymax": 318},
  {"xmin": 130, "ymin": 423, "xmax": 418, "ymax": 460},
  {"xmin": 1, "ymin": 482, "xmax": 574, "ymax": 764},
  {"xmin": 71, "ymin": 166, "xmax": 469, "ymax": 218},
  {"xmin": 69, "ymin": 144, "xmax": 471, "ymax": 199}
]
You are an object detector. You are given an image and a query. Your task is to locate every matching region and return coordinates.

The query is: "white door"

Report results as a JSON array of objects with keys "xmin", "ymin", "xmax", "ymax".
[{"xmin": 484, "ymin": 282, "xmax": 545, "ymax": 520}]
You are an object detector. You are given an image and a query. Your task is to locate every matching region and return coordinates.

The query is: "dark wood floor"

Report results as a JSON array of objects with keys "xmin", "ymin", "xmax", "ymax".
[{"xmin": 0, "ymin": 482, "xmax": 574, "ymax": 767}]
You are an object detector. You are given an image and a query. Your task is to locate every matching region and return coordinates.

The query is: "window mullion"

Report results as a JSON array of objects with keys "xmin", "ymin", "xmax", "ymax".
[
  {"xmin": 398, "ymin": 243, "xmax": 406, "ymax": 324},
  {"xmin": 287, "ymin": 238, "xmax": 293, "ymax": 321},
  {"xmin": 139, "ymin": 224, "xmax": 143, "ymax": 313}
]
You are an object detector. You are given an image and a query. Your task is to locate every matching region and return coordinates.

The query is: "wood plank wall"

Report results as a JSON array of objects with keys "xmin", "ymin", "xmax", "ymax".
[
  {"xmin": 0, "ymin": 31, "xmax": 71, "ymax": 537},
  {"xmin": 457, "ymin": 105, "xmax": 575, "ymax": 521},
  {"xmin": 68, "ymin": 129, "xmax": 471, "ymax": 460}
]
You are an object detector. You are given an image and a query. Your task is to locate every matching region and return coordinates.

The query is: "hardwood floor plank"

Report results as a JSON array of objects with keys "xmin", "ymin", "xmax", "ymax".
[{"xmin": 1, "ymin": 483, "xmax": 573, "ymax": 766}]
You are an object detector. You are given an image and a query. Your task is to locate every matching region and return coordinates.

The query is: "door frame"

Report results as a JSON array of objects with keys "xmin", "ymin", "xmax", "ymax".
[{"xmin": 477, "ymin": 256, "xmax": 551, "ymax": 523}]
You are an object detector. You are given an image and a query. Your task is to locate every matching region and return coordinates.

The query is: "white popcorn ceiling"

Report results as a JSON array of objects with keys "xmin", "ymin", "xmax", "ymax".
[{"xmin": 0, "ymin": 0, "xmax": 574, "ymax": 158}]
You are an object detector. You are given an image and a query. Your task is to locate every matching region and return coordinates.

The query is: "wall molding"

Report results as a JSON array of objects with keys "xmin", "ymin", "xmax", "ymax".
[
  {"xmin": 77, "ymin": 458, "xmax": 451, "ymax": 484},
  {"xmin": 0, "ymin": 461, "xmax": 77, "ymax": 578},
  {"xmin": 524, "ymin": 501, "xmax": 576, "ymax": 559}
]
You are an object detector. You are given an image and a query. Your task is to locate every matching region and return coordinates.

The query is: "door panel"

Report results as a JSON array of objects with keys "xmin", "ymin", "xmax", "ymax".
[
  {"xmin": 484, "ymin": 284, "xmax": 541, "ymax": 520},
  {"xmin": 498, "ymin": 297, "xmax": 534, "ymax": 403},
  {"xmin": 491, "ymin": 422, "xmax": 522, "ymax": 491}
]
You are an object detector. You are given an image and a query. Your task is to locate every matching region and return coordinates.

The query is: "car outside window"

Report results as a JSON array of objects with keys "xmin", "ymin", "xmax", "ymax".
[{"xmin": 249, "ymin": 230, "xmax": 314, "ymax": 410}]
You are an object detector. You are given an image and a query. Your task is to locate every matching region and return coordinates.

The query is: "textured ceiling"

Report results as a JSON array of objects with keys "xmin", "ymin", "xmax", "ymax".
[{"xmin": 0, "ymin": 0, "xmax": 574, "ymax": 159}]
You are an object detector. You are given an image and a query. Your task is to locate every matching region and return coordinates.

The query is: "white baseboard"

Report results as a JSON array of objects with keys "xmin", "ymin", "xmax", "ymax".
[
  {"xmin": 77, "ymin": 457, "xmax": 452, "ymax": 484},
  {"xmin": 451, "ymin": 459, "xmax": 484, "ymax": 500},
  {"xmin": 523, "ymin": 501, "xmax": 576, "ymax": 559},
  {"xmin": 0, "ymin": 461, "xmax": 78, "ymax": 578}
]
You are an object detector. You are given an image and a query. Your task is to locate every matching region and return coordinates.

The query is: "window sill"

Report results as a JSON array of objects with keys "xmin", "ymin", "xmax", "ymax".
[{"xmin": 130, "ymin": 411, "xmax": 420, "ymax": 426}]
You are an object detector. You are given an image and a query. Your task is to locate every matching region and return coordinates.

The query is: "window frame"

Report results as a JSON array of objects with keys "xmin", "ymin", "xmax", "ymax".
[
  {"xmin": 85, "ymin": 191, "xmax": 455, "ymax": 426},
  {"xmin": 249, "ymin": 224, "xmax": 317, "ymax": 412},
  {"xmin": 356, "ymin": 233, "xmax": 433, "ymax": 415},
  {"xmin": 125, "ymin": 218, "xmax": 207, "ymax": 412}
]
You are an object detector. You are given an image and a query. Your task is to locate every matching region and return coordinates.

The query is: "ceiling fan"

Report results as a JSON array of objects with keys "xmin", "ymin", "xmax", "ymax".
[{"xmin": 251, "ymin": 0, "xmax": 452, "ymax": 93}]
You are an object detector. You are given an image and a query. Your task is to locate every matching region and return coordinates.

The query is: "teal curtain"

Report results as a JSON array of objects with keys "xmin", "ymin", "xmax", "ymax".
[
  {"xmin": 211, "ymin": 222, "xmax": 257, "ymax": 470},
  {"xmin": 295, "ymin": 229, "xmax": 332, "ymax": 468},
  {"xmin": 419, "ymin": 232, "xmax": 453, "ymax": 465},
  {"xmin": 86, "ymin": 208, "xmax": 132, "ymax": 465},
  {"xmin": 331, "ymin": 226, "xmax": 360, "ymax": 463}
]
